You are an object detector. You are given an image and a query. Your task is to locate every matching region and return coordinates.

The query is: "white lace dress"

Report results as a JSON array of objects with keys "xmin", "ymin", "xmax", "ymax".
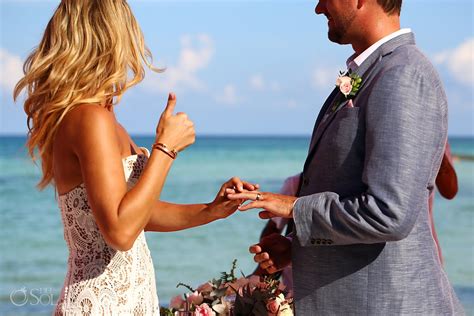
[{"xmin": 54, "ymin": 150, "xmax": 159, "ymax": 315}]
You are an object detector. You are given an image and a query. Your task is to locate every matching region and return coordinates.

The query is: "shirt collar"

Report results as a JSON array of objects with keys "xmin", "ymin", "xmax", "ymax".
[{"xmin": 347, "ymin": 28, "xmax": 412, "ymax": 72}]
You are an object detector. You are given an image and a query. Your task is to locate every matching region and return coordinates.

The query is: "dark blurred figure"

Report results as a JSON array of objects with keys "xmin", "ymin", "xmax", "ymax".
[{"xmin": 430, "ymin": 142, "xmax": 458, "ymax": 264}]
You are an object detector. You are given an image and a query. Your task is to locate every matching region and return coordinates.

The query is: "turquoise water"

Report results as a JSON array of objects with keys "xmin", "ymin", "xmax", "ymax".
[{"xmin": 0, "ymin": 136, "xmax": 473, "ymax": 315}]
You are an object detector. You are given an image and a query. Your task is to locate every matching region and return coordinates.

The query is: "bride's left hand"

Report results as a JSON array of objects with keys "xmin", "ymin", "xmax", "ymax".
[{"xmin": 208, "ymin": 177, "xmax": 259, "ymax": 219}]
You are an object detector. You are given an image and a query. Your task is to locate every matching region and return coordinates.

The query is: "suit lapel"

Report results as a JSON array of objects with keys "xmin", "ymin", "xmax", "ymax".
[
  {"xmin": 307, "ymin": 94, "xmax": 343, "ymax": 153},
  {"xmin": 302, "ymin": 89, "xmax": 342, "ymax": 173},
  {"xmin": 306, "ymin": 87, "xmax": 340, "ymax": 153},
  {"xmin": 302, "ymin": 33, "xmax": 417, "ymax": 173}
]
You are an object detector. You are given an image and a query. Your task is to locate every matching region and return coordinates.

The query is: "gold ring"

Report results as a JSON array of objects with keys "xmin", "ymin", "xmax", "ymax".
[{"xmin": 256, "ymin": 193, "xmax": 261, "ymax": 201}]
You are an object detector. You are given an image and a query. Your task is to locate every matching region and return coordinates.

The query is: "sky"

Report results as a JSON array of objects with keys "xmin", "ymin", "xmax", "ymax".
[{"xmin": 1, "ymin": 0, "xmax": 473, "ymax": 136}]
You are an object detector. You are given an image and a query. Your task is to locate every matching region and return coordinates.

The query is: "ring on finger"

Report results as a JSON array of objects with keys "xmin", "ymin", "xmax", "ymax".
[{"xmin": 256, "ymin": 193, "xmax": 262, "ymax": 201}]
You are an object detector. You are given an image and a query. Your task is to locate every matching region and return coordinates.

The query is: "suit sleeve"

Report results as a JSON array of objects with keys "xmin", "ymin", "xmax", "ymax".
[{"xmin": 293, "ymin": 65, "xmax": 448, "ymax": 246}]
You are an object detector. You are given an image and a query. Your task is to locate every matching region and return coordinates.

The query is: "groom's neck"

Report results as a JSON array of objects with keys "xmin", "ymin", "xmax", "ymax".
[{"xmin": 350, "ymin": 5, "xmax": 401, "ymax": 55}]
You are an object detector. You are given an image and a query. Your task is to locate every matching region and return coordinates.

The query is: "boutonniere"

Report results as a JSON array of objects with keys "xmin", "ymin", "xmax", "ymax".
[{"xmin": 330, "ymin": 71, "xmax": 363, "ymax": 112}]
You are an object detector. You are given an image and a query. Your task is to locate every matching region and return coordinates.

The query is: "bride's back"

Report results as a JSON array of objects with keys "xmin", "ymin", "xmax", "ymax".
[
  {"xmin": 13, "ymin": 0, "xmax": 159, "ymax": 191},
  {"xmin": 13, "ymin": 2, "xmax": 163, "ymax": 314}
]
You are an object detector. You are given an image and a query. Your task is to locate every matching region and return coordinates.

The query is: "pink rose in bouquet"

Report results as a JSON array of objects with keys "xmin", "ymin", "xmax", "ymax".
[
  {"xmin": 266, "ymin": 298, "xmax": 281, "ymax": 314},
  {"xmin": 186, "ymin": 291, "xmax": 204, "ymax": 305},
  {"xmin": 169, "ymin": 295, "xmax": 185, "ymax": 310},
  {"xmin": 197, "ymin": 282, "xmax": 213, "ymax": 293},
  {"xmin": 266, "ymin": 293, "xmax": 287, "ymax": 315},
  {"xmin": 161, "ymin": 260, "xmax": 294, "ymax": 316},
  {"xmin": 194, "ymin": 303, "xmax": 216, "ymax": 316}
]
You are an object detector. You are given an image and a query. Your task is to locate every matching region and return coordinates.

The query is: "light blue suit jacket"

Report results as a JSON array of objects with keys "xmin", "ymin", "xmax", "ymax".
[{"xmin": 292, "ymin": 33, "xmax": 464, "ymax": 315}]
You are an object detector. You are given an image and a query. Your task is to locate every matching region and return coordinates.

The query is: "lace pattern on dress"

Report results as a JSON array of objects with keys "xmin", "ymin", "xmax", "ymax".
[{"xmin": 54, "ymin": 152, "xmax": 159, "ymax": 315}]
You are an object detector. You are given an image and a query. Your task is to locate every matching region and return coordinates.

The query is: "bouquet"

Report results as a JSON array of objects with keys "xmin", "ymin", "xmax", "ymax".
[{"xmin": 160, "ymin": 260, "xmax": 293, "ymax": 316}]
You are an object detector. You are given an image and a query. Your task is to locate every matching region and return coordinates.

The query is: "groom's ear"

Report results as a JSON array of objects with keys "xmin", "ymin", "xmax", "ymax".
[{"xmin": 357, "ymin": 0, "xmax": 367, "ymax": 10}]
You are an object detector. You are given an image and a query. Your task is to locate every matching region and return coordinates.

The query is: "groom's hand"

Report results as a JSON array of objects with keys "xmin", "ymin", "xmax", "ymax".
[
  {"xmin": 250, "ymin": 233, "xmax": 291, "ymax": 274},
  {"xmin": 210, "ymin": 177, "xmax": 259, "ymax": 219},
  {"xmin": 226, "ymin": 191, "xmax": 297, "ymax": 219}
]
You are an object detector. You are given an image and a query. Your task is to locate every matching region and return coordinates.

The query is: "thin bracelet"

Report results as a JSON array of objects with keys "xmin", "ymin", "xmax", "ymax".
[{"xmin": 152, "ymin": 142, "xmax": 178, "ymax": 159}]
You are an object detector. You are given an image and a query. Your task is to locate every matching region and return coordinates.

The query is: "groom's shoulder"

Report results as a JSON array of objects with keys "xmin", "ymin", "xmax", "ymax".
[{"xmin": 381, "ymin": 43, "xmax": 441, "ymax": 84}]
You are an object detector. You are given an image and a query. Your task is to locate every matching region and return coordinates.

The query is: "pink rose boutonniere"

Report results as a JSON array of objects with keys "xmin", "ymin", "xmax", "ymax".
[
  {"xmin": 336, "ymin": 71, "xmax": 362, "ymax": 98},
  {"xmin": 331, "ymin": 71, "xmax": 362, "ymax": 112}
]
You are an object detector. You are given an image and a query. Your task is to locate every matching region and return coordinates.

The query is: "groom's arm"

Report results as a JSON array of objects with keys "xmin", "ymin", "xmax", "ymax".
[{"xmin": 293, "ymin": 65, "xmax": 448, "ymax": 246}]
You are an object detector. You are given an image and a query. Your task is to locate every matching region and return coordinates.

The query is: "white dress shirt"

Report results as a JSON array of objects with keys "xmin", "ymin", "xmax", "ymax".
[{"xmin": 347, "ymin": 28, "xmax": 412, "ymax": 71}]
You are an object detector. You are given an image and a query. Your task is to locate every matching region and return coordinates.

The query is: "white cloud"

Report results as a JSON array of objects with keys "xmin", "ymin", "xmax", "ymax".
[
  {"xmin": 312, "ymin": 66, "xmax": 340, "ymax": 91},
  {"xmin": 0, "ymin": 49, "xmax": 24, "ymax": 92},
  {"xmin": 250, "ymin": 74, "xmax": 265, "ymax": 90},
  {"xmin": 143, "ymin": 33, "xmax": 214, "ymax": 94},
  {"xmin": 249, "ymin": 73, "xmax": 280, "ymax": 92},
  {"xmin": 434, "ymin": 38, "xmax": 474, "ymax": 85},
  {"xmin": 214, "ymin": 84, "xmax": 237, "ymax": 105}
]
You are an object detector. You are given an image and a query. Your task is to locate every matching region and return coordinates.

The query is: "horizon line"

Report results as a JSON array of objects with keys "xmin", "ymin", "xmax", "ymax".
[{"xmin": 1, "ymin": 133, "xmax": 474, "ymax": 138}]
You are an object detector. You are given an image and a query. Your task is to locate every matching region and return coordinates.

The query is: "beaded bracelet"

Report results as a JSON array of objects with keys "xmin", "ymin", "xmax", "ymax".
[{"xmin": 152, "ymin": 142, "xmax": 178, "ymax": 159}]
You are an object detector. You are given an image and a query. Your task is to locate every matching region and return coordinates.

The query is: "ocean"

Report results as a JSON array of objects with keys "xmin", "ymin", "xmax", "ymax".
[{"xmin": 0, "ymin": 135, "xmax": 473, "ymax": 315}]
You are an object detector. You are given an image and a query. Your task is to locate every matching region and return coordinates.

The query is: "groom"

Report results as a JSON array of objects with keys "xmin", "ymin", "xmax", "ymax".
[{"xmin": 228, "ymin": 0, "xmax": 464, "ymax": 314}]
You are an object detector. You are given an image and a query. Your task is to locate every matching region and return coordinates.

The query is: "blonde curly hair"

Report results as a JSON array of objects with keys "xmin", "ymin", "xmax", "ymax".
[{"xmin": 14, "ymin": 0, "xmax": 161, "ymax": 189}]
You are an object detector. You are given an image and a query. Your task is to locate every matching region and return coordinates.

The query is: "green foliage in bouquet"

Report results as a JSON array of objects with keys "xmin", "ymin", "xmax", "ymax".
[
  {"xmin": 160, "ymin": 306, "xmax": 175, "ymax": 316},
  {"xmin": 220, "ymin": 259, "xmax": 238, "ymax": 284},
  {"xmin": 235, "ymin": 275, "xmax": 293, "ymax": 316},
  {"xmin": 162, "ymin": 260, "xmax": 293, "ymax": 316}
]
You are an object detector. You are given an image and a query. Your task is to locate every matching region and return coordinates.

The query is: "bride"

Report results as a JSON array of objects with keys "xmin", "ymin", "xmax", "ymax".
[{"xmin": 14, "ymin": 1, "xmax": 255, "ymax": 315}]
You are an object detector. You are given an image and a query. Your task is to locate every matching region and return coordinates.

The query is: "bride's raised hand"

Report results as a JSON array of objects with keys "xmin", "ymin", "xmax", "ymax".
[
  {"xmin": 155, "ymin": 92, "xmax": 195, "ymax": 153},
  {"xmin": 208, "ymin": 177, "xmax": 259, "ymax": 219}
]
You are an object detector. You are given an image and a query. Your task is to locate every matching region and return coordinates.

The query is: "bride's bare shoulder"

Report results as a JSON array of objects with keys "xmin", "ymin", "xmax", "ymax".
[
  {"xmin": 60, "ymin": 104, "xmax": 116, "ymax": 137},
  {"xmin": 66, "ymin": 104, "xmax": 114, "ymax": 124},
  {"xmin": 53, "ymin": 104, "xmax": 119, "ymax": 191},
  {"xmin": 55, "ymin": 104, "xmax": 120, "ymax": 160}
]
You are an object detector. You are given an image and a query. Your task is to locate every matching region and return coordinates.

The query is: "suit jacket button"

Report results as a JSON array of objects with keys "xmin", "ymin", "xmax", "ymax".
[
  {"xmin": 327, "ymin": 240, "xmax": 333, "ymax": 245},
  {"xmin": 303, "ymin": 177, "xmax": 309, "ymax": 186},
  {"xmin": 310, "ymin": 238, "xmax": 316, "ymax": 245},
  {"xmin": 316, "ymin": 238, "xmax": 321, "ymax": 245}
]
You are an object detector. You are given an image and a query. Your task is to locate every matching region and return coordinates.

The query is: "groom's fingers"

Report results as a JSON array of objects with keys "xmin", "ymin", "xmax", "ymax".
[
  {"xmin": 238, "ymin": 201, "xmax": 265, "ymax": 211},
  {"xmin": 266, "ymin": 266, "xmax": 278, "ymax": 274},
  {"xmin": 254, "ymin": 252, "xmax": 270, "ymax": 263},
  {"xmin": 260, "ymin": 260, "xmax": 274, "ymax": 270},
  {"xmin": 228, "ymin": 192, "xmax": 261, "ymax": 201},
  {"xmin": 226, "ymin": 192, "xmax": 247, "ymax": 200},
  {"xmin": 249, "ymin": 244, "xmax": 263, "ymax": 254}
]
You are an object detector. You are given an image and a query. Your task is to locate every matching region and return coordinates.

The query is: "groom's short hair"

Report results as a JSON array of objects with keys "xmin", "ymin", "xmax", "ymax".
[{"xmin": 377, "ymin": 0, "xmax": 402, "ymax": 16}]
